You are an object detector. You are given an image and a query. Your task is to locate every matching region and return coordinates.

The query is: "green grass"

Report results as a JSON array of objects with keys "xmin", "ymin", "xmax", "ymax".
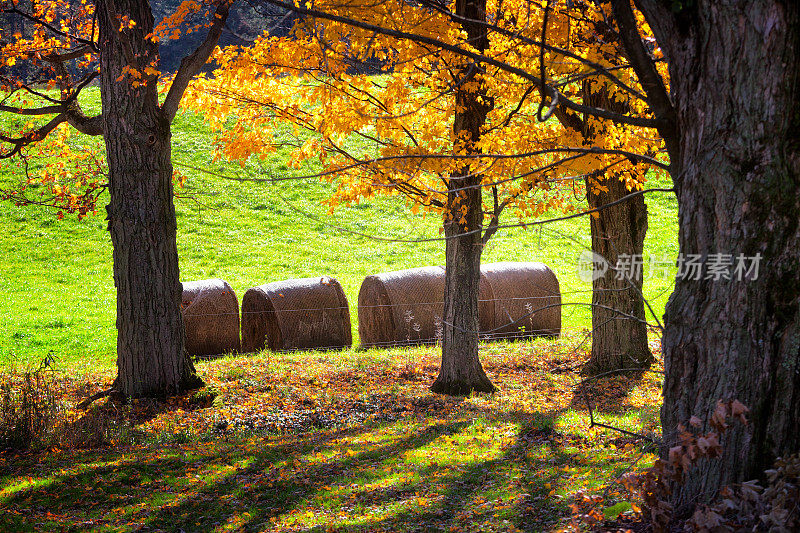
[{"xmin": 0, "ymin": 87, "xmax": 678, "ymax": 370}]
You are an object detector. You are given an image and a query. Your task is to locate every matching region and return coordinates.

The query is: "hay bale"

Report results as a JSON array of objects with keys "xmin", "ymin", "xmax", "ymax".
[
  {"xmin": 181, "ymin": 278, "xmax": 241, "ymax": 357},
  {"xmin": 480, "ymin": 262, "xmax": 561, "ymax": 339},
  {"xmin": 241, "ymin": 276, "xmax": 352, "ymax": 353},
  {"xmin": 358, "ymin": 266, "xmax": 494, "ymax": 348}
]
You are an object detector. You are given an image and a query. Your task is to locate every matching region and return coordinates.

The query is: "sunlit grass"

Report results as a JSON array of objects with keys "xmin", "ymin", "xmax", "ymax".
[{"xmin": 1, "ymin": 86, "xmax": 678, "ymax": 369}]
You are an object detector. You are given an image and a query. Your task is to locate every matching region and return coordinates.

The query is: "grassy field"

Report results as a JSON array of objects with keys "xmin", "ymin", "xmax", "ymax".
[
  {"xmin": 0, "ymin": 88, "xmax": 678, "ymax": 370},
  {"xmin": 0, "ymin": 88, "xmax": 672, "ymax": 532}
]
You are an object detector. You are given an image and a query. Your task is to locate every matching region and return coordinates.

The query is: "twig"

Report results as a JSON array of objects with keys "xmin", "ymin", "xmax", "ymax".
[{"xmin": 77, "ymin": 388, "xmax": 118, "ymax": 409}]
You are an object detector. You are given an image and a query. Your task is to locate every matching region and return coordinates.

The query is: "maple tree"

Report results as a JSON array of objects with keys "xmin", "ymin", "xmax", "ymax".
[
  {"xmin": 617, "ymin": 0, "xmax": 800, "ymax": 514},
  {"xmin": 239, "ymin": 0, "xmax": 800, "ymax": 513},
  {"xmin": 184, "ymin": 0, "xmax": 667, "ymax": 393},
  {"xmin": 543, "ymin": 2, "xmax": 661, "ymax": 376},
  {"xmin": 0, "ymin": 0, "xmax": 234, "ymax": 397}
]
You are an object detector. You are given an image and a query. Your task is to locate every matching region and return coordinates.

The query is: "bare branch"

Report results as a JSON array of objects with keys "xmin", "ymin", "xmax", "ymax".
[
  {"xmin": 611, "ymin": 0, "xmax": 679, "ymax": 161},
  {"xmin": 162, "ymin": 1, "xmax": 232, "ymax": 123},
  {"xmin": 0, "ymin": 103, "xmax": 63, "ymax": 115},
  {"xmin": 481, "ymin": 185, "xmax": 503, "ymax": 244}
]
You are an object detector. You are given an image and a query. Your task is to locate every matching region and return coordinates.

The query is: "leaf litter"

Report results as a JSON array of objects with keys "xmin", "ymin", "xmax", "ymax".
[{"xmin": 0, "ymin": 334, "xmax": 662, "ymax": 532}]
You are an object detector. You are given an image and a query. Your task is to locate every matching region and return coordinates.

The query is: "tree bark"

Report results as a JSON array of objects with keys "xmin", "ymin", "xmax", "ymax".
[
  {"xmin": 636, "ymin": 0, "xmax": 800, "ymax": 513},
  {"xmin": 582, "ymin": 171, "xmax": 652, "ymax": 375},
  {"xmin": 430, "ymin": 0, "xmax": 496, "ymax": 395},
  {"xmin": 582, "ymin": 73, "xmax": 653, "ymax": 375},
  {"xmin": 549, "ymin": 13, "xmax": 653, "ymax": 376},
  {"xmin": 98, "ymin": 0, "xmax": 202, "ymax": 397}
]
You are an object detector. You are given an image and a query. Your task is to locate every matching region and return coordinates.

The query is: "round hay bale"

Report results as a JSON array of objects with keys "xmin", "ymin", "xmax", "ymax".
[
  {"xmin": 358, "ymin": 266, "xmax": 493, "ymax": 348},
  {"xmin": 181, "ymin": 278, "xmax": 241, "ymax": 358},
  {"xmin": 479, "ymin": 262, "xmax": 561, "ymax": 340},
  {"xmin": 241, "ymin": 276, "xmax": 351, "ymax": 353}
]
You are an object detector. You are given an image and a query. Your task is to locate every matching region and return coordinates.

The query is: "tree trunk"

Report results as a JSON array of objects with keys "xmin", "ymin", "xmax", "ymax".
[
  {"xmin": 582, "ymin": 172, "xmax": 652, "ymax": 375},
  {"xmin": 639, "ymin": 0, "xmax": 800, "ymax": 513},
  {"xmin": 579, "ymin": 73, "xmax": 652, "ymax": 376},
  {"xmin": 432, "ymin": 201, "xmax": 496, "ymax": 395},
  {"xmin": 430, "ymin": 0, "xmax": 496, "ymax": 395},
  {"xmin": 98, "ymin": 0, "xmax": 202, "ymax": 397}
]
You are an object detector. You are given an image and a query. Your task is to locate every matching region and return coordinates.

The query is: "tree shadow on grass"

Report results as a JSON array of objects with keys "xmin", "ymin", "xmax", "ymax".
[
  {"xmin": 143, "ymin": 419, "xmax": 472, "ymax": 531},
  {"xmin": 302, "ymin": 408, "xmax": 621, "ymax": 533},
  {"xmin": 570, "ymin": 369, "xmax": 654, "ymax": 415},
  {"xmin": 2, "ymin": 419, "xmax": 474, "ymax": 531},
  {"xmin": 1, "ymin": 401, "xmax": 649, "ymax": 532},
  {"xmin": 0, "ymin": 424, "xmax": 371, "ymax": 531}
]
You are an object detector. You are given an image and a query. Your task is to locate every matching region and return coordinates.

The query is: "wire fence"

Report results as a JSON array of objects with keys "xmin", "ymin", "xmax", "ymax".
[{"xmin": 1, "ymin": 282, "xmax": 669, "ymax": 361}]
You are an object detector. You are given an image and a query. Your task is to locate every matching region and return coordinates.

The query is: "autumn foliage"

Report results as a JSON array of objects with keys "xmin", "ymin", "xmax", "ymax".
[
  {"xmin": 0, "ymin": 0, "xmax": 226, "ymax": 217},
  {"xmin": 185, "ymin": 0, "xmax": 667, "ymax": 226}
]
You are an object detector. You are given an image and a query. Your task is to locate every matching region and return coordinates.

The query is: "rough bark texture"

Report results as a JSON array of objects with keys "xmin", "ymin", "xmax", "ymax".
[
  {"xmin": 582, "ymin": 172, "xmax": 652, "ymax": 375},
  {"xmin": 638, "ymin": 0, "xmax": 800, "ymax": 513},
  {"xmin": 430, "ymin": 0, "xmax": 496, "ymax": 395},
  {"xmin": 580, "ymin": 68, "xmax": 652, "ymax": 376},
  {"xmin": 99, "ymin": 0, "xmax": 201, "ymax": 397}
]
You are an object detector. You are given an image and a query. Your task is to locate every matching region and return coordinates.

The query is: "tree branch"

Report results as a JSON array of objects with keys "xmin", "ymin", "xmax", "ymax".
[
  {"xmin": 481, "ymin": 185, "xmax": 503, "ymax": 244},
  {"xmin": 611, "ymin": 0, "xmax": 679, "ymax": 162},
  {"xmin": 0, "ymin": 79, "xmax": 64, "ymax": 105},
  {"xmin": 0, "ymin": 113, "xmax": 68, "ymax": 159},
  {"xmin": 2, "ymin": 6, "xmax": 96, "ymax": 49},
  {"xmin": 0, "ymin": 75, "xmax": 102, "ymax": 136},
  {"xmin": 41, "ymin": 45, "xmax": 94, "ymax": 63},
  {"xmin": 162, "ymin": 0, "xmax": 232, "ymax": 123},
  {"xmin": 254, "ymin": 0, "xmax": 665, "ymax": 129},
  {"xmin": 0, "ymin": 103, "xmax": 63, "ymax": 115},
  {"xmin": 47, "ymin": 64, "xmax": 103, "ymax": 136},
  {"xmin": 416, "ymin": 0, "xmax": 649, "ymax": 101},
  {"xmin": 64, "ymin": 72, "xmax": 103, "ymax": 135},
  {"xmin": 553, "ymin": 104, "xmax": 585, "ymax": 134}
]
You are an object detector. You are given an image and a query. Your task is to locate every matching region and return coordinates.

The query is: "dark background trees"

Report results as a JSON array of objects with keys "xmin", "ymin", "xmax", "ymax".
[{"xmin": 152, "ymin": 0, "xmax": 294, "ymax": 72}]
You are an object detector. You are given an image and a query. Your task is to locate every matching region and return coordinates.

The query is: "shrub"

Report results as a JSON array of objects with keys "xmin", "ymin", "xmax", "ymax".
[
  {"xmin": 0, "ymin": 355, "xmax": 61, "ymax": 451},
  {"xmin": 57, "ymin": 402, "xmax": 138, "ymax": 449}
]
